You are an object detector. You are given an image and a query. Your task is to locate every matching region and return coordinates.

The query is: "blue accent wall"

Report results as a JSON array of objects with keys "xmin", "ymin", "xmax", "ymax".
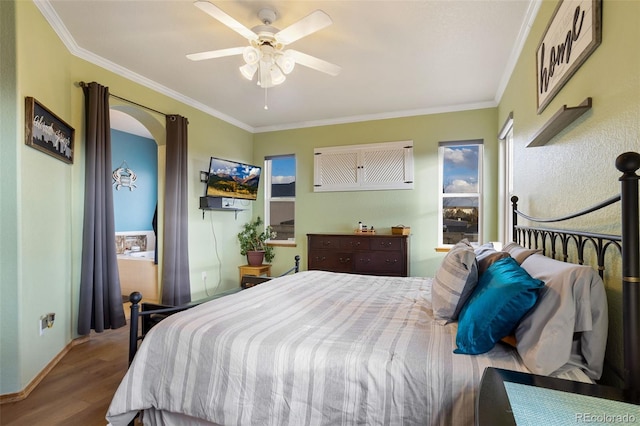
[{"xmin": 111, "ymin": 129, "xmax": 157, "ymax": 231}]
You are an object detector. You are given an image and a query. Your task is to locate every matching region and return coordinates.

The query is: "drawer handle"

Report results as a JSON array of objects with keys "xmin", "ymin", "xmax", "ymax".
[
  {"xmin": 315, "ymin": 256, "xmax": 327, "ymax": 262},
  {"xmin": 360, "ymin": 258, "xmax": 371, "ymax": 263},
  {"xmin": 339, "ymin": 257, "xmax": 351, "ymax": 263},
  {"xmin": 352, "ymin": 241, "xmax": 361, "ymax": 247},
  {"xmin": 385, "ymin": 259, "xmax": 398, "ymax": 264},
  {"xmin": 322, "ymin": 241, "xmax": 332, "ymax": 246},
  {"xmin": 380, "ymin": 241, "xmax": 392, "ymax": 247}
]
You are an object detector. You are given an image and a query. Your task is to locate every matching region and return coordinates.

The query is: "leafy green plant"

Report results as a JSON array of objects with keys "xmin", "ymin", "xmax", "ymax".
[{"xmin": 237, "ymin": 216, "xmax": 276, "ymax": 263}]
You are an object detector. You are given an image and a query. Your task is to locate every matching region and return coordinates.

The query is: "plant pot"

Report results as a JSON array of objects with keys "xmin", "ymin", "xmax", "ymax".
[{"xmin": 246, "ymin": 250, "xmax": 265, "ymax": 266}]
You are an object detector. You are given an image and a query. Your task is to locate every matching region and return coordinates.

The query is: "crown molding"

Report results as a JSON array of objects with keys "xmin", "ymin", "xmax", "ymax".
[
  {"xmin": 253, "ymin": 101, "xmax": 498, "ymax": 133},
  {"xmin": 494, "ymin": 0, "xmax": 541, "ymax": 104}
]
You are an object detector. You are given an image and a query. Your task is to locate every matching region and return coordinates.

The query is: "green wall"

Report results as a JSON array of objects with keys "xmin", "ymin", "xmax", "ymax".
[
  {"xmin": 498, "ymin": 0, "xmax": 639, "ymax": 385},
  {"xmin": 1, "ymin": 0, "xmax": 20, "ymax": 396},
  {"xmin": 253, "ymin": 109, "xmax": 500, "ymax": 277}
]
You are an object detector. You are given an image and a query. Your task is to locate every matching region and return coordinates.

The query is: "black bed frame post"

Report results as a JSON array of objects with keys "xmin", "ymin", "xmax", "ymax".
[
  {"xmin": 511, "ymin": 196, "xmax": 519, "ymax": 243},
  {"xmin": 616, "ymin": 152, "xmax": 640, "ymax": 391},
  {"xmin": 128, "ymin": 292, "xmax": 143, "ymax": 366}
]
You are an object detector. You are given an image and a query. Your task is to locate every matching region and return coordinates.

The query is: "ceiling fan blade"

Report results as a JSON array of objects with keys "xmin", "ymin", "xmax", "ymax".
[
  {"xmin": 275, "ymin": 10, "xmax": 332, "ymax": 45},
  {"xmin": 288, "ymin": 50, "xmax": 342, "ymax": 77},
  {"xmin": 186, "ymin": 47, "xmax": 245, "ymax": 61},
  {"xmin": 194, "ymin": 1, "xmax": 258, "ymax": 41}
]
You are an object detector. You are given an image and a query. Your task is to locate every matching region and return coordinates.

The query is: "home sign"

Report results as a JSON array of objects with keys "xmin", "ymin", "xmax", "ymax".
[{"xmin": 536, "ymin": 0, "xmax": 602, "ymax": 114}]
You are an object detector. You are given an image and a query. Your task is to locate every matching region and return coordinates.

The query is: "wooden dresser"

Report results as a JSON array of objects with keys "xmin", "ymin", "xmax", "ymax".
[{"xmin": 307, "ymin": 233, "xmax": 409, "ymax": 277}]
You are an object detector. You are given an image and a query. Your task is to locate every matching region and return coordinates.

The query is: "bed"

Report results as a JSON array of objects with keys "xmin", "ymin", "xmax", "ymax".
[{"xmin": 106, "ymin": 151, "xmax": 640, "ymax": 425}]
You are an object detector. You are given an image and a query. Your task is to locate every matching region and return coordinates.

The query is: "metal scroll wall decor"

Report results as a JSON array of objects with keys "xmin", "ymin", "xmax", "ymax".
[{"xmin": 112, "ymin": 161, "xmax": 138, "ymax": 191}]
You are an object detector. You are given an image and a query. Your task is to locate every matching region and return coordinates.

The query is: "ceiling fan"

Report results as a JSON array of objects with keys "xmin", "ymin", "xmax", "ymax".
[{"xmin": 187, "ymin": 0, "xmax": 342, "ymax": 90}]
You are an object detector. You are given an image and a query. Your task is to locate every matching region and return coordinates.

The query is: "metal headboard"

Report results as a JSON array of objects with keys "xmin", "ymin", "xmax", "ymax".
[
  {"xmin": 511, "ymin": 195, "xmax": 621, "ymax": 279},
  {"xmin": 511, "ymin": 151, "xmax": 639, "ymax": 391}
]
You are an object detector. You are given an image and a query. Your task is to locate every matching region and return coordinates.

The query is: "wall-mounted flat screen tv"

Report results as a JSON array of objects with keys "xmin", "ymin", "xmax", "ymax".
[{"xmin": 206, "ymin": 157, "xmax": 262, "ymax": 200}]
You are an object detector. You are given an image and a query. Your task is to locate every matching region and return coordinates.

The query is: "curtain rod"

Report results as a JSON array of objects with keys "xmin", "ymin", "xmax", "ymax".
[{"xmin": 78, "ymin": 81, "xmax": 168, "ymax": 117}]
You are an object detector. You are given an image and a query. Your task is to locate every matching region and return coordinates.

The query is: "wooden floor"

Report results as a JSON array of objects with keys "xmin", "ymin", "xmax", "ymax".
[{"xmin": 0, "ymin": 324, "xmax": 134, "ymax": 426}]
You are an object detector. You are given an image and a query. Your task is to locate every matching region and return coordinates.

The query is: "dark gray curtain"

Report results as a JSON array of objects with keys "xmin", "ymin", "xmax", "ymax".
[
  {"xmin": 78, "ymin": 82, "xmax": 126, "ymax": 334},
  {"xmin": 161, "ymin": 115, "xmax": 191, "ymax": 305}
]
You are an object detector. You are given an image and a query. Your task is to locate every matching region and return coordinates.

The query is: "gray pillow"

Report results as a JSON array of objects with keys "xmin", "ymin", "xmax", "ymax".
[
  {"xmin": 478, "ymin": 251, "xmax": 511, "ymax": 275},
  {"xmin": 432, "ymin": 239, "xmax": 478, "ymax": 324},
  {"xmin": 516, "ymin": 253, "xmax": 608, "ymax": 380},
  {"xmin": 503, "ymin": 242, "xmax": 541, "ymax": 264}
]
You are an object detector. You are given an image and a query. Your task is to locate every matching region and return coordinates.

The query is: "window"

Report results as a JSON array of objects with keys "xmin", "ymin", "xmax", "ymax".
[
  {"xmin": 504, "ymin": 129, "xmax": 514, "ymax": 242},
  {"xmin": 264, "ymin": 155, "xmax": 296, "ymax": 243},
  {"xmin": 439, "ymin": 141, "xmax": 483, "ymax": 246},
  {"xmin": 499, "ymin": 113, "xmax": 514, "ymax": 243}
]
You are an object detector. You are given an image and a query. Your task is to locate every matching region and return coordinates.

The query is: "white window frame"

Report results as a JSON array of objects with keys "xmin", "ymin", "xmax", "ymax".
[
  {"xmin": 264, "ymin": 155, "xmax": 296, "ymax": 245},
  {"xmin": 498, "ymin": 113, "xmax": 514, "ymax": 244},
  {"xmin": 438, "ymin": 140, "xmax": 483, "ymax": 247}
]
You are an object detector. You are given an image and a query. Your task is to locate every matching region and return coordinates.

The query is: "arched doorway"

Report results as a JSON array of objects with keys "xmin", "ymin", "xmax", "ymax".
[{"xmin": 109, "ymin": 106, "xmax": 165, "ymax": 305}]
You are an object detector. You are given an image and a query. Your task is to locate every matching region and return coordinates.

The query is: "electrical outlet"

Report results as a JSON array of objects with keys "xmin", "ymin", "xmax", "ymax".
[
  {"xmin": 39, "ymin": 317, "xmax": 47, "ymax": 336},
  {"xmin": 201, "ymin": 271, "xmax": 207, "ymax": 281}
]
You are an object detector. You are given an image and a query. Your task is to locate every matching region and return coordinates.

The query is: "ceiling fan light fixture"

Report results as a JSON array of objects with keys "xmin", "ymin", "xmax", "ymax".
[
  {"xmin": 239, "ymin": 63, "xmax": 258, "ymax": 80},
  {"xmin": 242, "ymin": 46, "xmax": 260, "ymax": 65},
  {"xmin": 276, "ymin": 52, "xmax": 296, "ymax": 74},
  {"xmin": 270, "ymin": 66, "xmax": 286, "ymax": 86},
  {"xmin": 259, "ymin": 44, "xmax": 276, "ymax": 65}
]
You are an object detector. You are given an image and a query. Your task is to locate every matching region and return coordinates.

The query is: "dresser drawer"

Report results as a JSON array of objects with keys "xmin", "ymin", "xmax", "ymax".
[
  {"xmin": 308, "ymin": 250, "xmax": 353, "ymax": 273},
  {"xmin": 354, "ymin": 252, "xmax": 405, "ymax": 276},
  {"xmin": 308, "ymin": 236, "xmax": 342, "ymax": 250},
  {"xmin": 339, "ymin": 237, "xmax": 370, "ymax": 251},
  {"xmin": 370, "ymin": 237, "xmax": 403, "ymax": 251}
]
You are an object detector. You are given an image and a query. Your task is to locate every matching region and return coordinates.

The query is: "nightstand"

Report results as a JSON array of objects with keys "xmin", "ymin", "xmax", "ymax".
[
  {"xmin": 238, "ymin": 264, "xmax": 271, "ymax": 284},
  {"xmin": 476, "ymin": 367, "xmax": 640, "ymax": 425}
]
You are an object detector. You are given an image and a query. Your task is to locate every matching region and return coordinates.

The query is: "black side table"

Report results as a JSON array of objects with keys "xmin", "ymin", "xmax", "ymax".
[{"xmin": 476, "ymin": 367, "xmax": 640, "ymax": 425}]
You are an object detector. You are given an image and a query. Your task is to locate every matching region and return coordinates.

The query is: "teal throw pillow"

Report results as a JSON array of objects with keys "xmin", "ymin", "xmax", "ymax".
[{"xmin": 454, "ymin": 256, "xmax": 544, "ymax": 355}]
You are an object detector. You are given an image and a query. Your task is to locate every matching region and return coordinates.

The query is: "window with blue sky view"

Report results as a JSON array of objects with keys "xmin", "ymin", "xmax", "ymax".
[
  {"xmin": 440, "ymin": 143, "xmax": 482, "ymax": 244},
  {"xmin": 265, "ymin": 155, "xmax": 296, "ymax": 242}
]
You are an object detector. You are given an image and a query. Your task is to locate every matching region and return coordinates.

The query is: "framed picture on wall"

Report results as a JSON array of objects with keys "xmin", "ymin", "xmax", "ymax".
[
  {"xmin": 25, "ymin": 96, "xmax": 75, "ymax": 164},
  {"xmin": 536, "ymin": 0, "xmax": 602, "ymax": 114}
]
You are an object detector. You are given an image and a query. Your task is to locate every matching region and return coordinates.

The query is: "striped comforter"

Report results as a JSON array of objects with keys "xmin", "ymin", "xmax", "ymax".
[{"xmin": 106, "ymin": 270, "xmax": 589, "ymax": 426}]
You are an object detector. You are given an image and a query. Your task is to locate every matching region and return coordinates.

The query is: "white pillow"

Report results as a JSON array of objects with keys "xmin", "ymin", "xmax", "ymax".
[
  {"xmin": 473, "ymin": 242, "xmax": 511, "ymax": 275},
  {"xmin": 473, "ymin": 242, "xmax": 495, "ymax": 259},
  {"xmin": 432, "ymin": 239, "xmax": 478, "ymax": 324}
]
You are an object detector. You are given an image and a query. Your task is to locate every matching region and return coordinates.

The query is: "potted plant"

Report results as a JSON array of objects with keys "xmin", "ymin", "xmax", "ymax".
[{"xmin": 237, "ymin": 216, "xmax": 276, "ymax": 266}]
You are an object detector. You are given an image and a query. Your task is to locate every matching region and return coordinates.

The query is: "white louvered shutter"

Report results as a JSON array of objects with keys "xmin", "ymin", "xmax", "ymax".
[
  {"xmin": 314, "ymin": 141, "xmax": 414, "ymax": 192},
  {"xmin": 314, "ymin": 150, "xmax": 358, "ymax": 190}
]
